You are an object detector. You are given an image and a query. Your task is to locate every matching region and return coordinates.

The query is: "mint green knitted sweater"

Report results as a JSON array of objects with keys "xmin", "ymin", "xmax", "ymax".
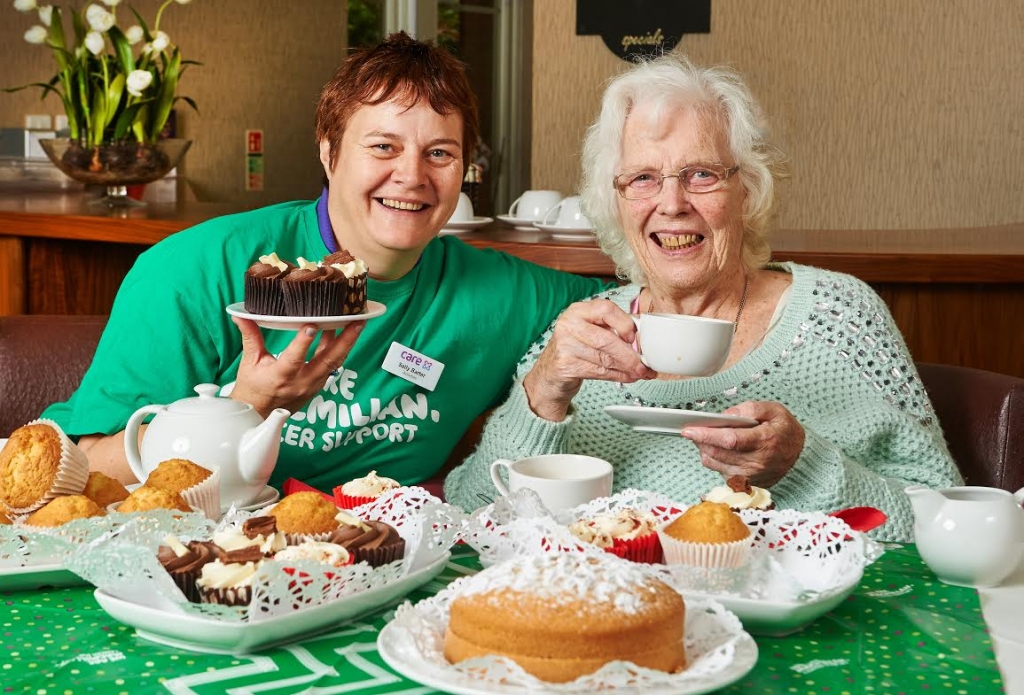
[{"xmin": 444, "ymin": 263, "xmax": 962, "ymax": 542}]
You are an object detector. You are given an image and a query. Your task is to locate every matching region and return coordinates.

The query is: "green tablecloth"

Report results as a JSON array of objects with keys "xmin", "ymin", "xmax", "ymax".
[{"xmin": 1, "ymin": 544, "xmax": 1003, "ymax": 695}]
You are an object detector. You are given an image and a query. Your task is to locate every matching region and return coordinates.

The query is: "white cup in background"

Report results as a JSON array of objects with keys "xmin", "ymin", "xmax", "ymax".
[
  {"xmin": 508, "ymin": 190, "xmax": 563, "ymax": 221},
  {"xmin": 489, "ymin": 454, "xmax": 613, "ymax": 511},
  {"xmin": 631, "ymin": 313, "xmax": 734, "ymax": 376},
  {"xmin": 447, "ymin": 192, "xmax": 475, "ymax": 223},
  {"xmin": 540, "ymin": 195, "xmax": 592, "ymax": 229}
]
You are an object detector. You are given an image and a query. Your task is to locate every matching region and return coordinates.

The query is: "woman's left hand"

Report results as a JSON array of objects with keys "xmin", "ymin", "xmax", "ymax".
[{"xmin": 681, "ymin": 401, "xmax": 805, "ymax": 488}]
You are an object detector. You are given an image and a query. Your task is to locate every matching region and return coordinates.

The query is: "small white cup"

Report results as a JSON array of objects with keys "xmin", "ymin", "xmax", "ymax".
[
  {"xmin": 489, "ymin": 454, "xmax": 613, "ymax": 511},
  {"xmin": 631, "ymin": 313, "xmax": 734, "ymax": 376},
  {"xmin": 508, "ymin": 190, "xmax": 563, "ymax": 221},
  {"xmin": 540, "ymin": 195, "xmax": 592, "ymax": 229},
  {"xmin": 447, "ymin": 192, "xmax": 474, "ymax": 223}
]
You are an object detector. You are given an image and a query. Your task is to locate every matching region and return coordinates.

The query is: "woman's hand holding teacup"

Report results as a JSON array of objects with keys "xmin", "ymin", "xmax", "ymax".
[
  {"xmin": 230, "ymin": 316, "xmax": 366, "ymax": 418},
  {"xmin": 523, "ymin": 300, "xmax": 655, "ymax": 422},
  {"xmin": 680, "ymin": 400, "xmax": 805, "ymax": 488}
]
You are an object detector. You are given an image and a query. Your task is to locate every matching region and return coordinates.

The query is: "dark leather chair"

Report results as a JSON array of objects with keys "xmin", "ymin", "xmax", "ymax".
[
  {"xmin": 0, "ymin": 314, "xmax": 107, "ymax": 437},
  {"xmin": 917, "ymin": 362, "xmax": 1024, "ymax": 492}
]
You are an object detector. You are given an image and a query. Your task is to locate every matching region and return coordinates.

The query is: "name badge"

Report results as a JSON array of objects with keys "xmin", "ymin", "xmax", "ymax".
[{"xmin": 381, "ymin": 341, "xmax": 445, "ymax": 392}]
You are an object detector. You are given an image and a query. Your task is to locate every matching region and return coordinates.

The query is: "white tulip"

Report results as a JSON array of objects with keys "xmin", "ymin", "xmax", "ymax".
[
  {"xmin": 101, "ymin": 0, "xmax": 122, "ymax": 5},
  {"xmin": 23, "ymin": 25, "xmax": 47, "ymax": 44},
  {"xmin": 126, "ymin": 69, "xmax": 153, "ymax": 97},
  {"xmin": 125, "ymin": 25, "xmax": 143, "ymax": 44},
  {"xmin": 150, "ymin": 30, "xmax": 169, "ymax": 52},
  {"xmin": 85, "ymin": 3, "xmax": 114, "ymax": 32},
  {"xmin": 84, "ymin": 30, "xmax": 105, "ymax": 55},
  {"xmin": 14, "ymin": 0, "xmax": 37, "ymax": 13},
  {"xmin": 174, "ymin": 0, "xmax": 192, "ymax": 4},
  {"xmin": 37, "ymin": 5, "xmax": 52, "ymax": 25}
]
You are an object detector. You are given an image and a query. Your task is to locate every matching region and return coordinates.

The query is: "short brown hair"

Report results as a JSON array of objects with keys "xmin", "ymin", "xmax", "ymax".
[{"xmin": 315, "ymin": 32, "xmax": 479, "ymax": 171}]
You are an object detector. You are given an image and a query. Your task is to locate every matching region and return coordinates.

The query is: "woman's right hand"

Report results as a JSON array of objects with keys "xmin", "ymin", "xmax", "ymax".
[
  {"xmin": 522, "ymin": 299, "xmax": 654, "ymax": 422},
  {"xmin": 228, "ymin": 316, "xmax": 365, "ymax": 418}
]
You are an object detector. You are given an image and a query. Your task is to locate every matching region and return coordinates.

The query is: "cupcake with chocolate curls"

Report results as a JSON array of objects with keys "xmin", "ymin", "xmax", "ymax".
[
  {"xmin": 330, "ymin": 510, "xmax": 406, "ymax": 568},
  {"xmin": 244, "ymin": 252, "xmax": 294, "ymax": 315},
  {"xmin": 281, "ymin": 257, "xmax": 341, "ymax": 317},
  {"xmin": 322, "ymin": 249, "xmax": 368, "ymax": 315}
]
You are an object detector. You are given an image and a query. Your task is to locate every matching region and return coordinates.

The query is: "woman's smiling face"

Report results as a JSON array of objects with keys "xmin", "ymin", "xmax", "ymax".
[
  {"xmin": 320, "ymin": 97, "xmax": 464, "ymax": 280},
  {"xmin": 615, "ymin": 100, "xmax": 746, "ymax": 293}
]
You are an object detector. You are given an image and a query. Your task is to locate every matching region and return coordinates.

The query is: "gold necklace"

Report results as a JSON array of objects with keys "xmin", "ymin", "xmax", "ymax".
[{"xmin": 646, "ymin": 274, "xmax": 749, "ymax": 334}]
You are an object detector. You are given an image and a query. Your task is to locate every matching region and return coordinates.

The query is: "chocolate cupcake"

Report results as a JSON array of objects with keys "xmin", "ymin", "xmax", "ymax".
[
  {"xmin": 196, "ymin": 546, "xmax": 266, "ymax": 607},
  {"xmin": 322, "ymin": 250, "xmax": 368, "ymax": 315},
  {"xmin": 280, "ymin": 257, "xmax": 344, "ymax": 317},
  {"xmin": 244, "ymin": 252, "xmax": 294, "ymax": 316},
  {"xmin": 158, "ymin": 538, "xmax": 225, "ymax": 602},
  {"xmin": 330, "ymin": 518, "xmax": 405, "ymax": 568}
]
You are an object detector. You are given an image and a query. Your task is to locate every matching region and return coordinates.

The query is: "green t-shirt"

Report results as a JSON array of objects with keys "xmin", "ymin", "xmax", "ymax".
[{"xmin": 42, "ymin": 200, "xmax": 604, "ymax": 491}]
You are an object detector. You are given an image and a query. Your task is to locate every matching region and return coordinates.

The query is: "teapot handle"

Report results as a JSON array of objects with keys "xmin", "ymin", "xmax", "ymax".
[{"xmin": 123, "ymin": 404, "xmax": 165, "ymax": 483}]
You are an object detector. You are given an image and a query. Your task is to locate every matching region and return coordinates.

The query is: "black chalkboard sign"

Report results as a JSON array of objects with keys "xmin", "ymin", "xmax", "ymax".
[{"xmin": 576, "ymin": 0, "xmax": 711, "ymax": 61}]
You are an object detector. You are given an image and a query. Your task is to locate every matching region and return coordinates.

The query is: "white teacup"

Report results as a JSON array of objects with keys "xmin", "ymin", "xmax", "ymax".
[
  {"xmin": 447, "ymin": 192, "xmax": 474, "ymax": 223},
  {"xmin": 540, "ymin": 195, "xmax": 592, "ymax": 230},
  {"xmin": 631, "ymin": 313, "xmax": 733, "ymax": 376},
  {"xmin": 489, "ymin": 454, "xmax": 613, "ymax": 511},
  {"xmin": 508, "ymin": 190, "xmax": 563, "ymax": 222}
]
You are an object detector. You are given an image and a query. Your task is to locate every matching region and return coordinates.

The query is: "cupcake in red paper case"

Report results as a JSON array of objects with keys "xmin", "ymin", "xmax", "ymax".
[
  {"xmin": 703, "ymin": 475, "xmax": 775, "ymax": 512},
  {"xmin": 568, "ymin": 507, "xmax": 663, "ymax": 563},
  {"xmin": 330, "ymin": 510, "xmax": 406, "ymax": 568},
  {"xmin": 658, "ymin": 501, "xmax": 752, "ymax": 569},
  {"xmin": 243, "ymin": 252, "xmax": 294, "ymax": 316},
  {"xmin": 196, "ymin": 545, "xmax": 266, "ymax": 607},
  {"xmin": 333, "ymin": 470, "xmax": 401, "ymax": 509},
  {"xmin": 322, "ymin": 249, "xmax": 368, "ymax": 315}
]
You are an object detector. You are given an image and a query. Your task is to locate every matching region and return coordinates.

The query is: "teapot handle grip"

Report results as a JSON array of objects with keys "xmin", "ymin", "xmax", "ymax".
[{"xmin": 123, "ymin": 405, "xmax": 165, "ymax": 483}]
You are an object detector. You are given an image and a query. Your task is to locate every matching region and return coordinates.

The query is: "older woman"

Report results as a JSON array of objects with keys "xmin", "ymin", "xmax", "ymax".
[{"xmin": 444, "ymin": 54, "xmax": 961, "ymax": 541}]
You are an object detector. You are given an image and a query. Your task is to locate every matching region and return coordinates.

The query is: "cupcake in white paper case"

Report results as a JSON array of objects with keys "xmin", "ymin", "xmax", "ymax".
[
  {"xmin": 658, "ymin": 501, "xmax": 752, "ymax": 569},
  {"xmin": 0, "ymin": 419, "xmax": 90, "ymax": 514}
]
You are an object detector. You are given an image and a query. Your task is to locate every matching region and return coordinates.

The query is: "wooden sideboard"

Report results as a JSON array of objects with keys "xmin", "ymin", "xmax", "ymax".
[{"xmin": 2, "ymin": 190, "xmax": 1022, "ymax": 377}]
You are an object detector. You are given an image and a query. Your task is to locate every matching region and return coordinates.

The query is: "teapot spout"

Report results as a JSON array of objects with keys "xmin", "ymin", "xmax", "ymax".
[
  {"xmin": 905, "ymin": 484, "xmax": 945, "ymax": 522},
  {"xmin": 238, "ymin": 408, "xmax": 291, "ymax": 485}
]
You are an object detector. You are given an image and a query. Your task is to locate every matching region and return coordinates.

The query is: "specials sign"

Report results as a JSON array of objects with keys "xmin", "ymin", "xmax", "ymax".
[{"xmin": 576, "ymin": 0, "xmax": 711, "ymax": 61}]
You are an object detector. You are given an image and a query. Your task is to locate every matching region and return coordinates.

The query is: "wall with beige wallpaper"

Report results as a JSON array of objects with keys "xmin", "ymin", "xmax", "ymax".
[
  {"xmin": 532, "ymin": 0, "xmax": 1024, "ymax": 231},
  {"xmin": 0, "ymin": 0, "xmax": 347, "ymax": 205}
]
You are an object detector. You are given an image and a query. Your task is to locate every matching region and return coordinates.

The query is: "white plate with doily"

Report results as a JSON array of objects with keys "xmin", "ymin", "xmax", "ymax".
[
  {"xmin": 604, "ymin": 405, "xmax": 758, "ymax": 435},
  {"xmin": 378, "ymin": 592, "xmax": 758, "ymax": 695},
  {"xmin": 225, "ymin": 300, "xmax": 387, "ymax": 331},
  {"xmin": 95, "ymin": 551, "xmax": 450, "ymax": 654},
  {"xmin": 0, "ymin": 562, "xmax": 86, "ymax": 591}
]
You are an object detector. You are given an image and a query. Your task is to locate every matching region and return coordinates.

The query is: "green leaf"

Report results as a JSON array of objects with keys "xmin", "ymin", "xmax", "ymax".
[
  {"xmin": 70, "ymin": 7, "xmax": 86, "ymax": 45},
  {"xmin": 108, "ymin": 26, "xmax": 136, "ymax": 75},
  {"xmin": 148, "ymin": 48, "xmax": 181, "ymax": 142},
  {"xmin": 129, "ymin": 6, "xmax": 152, "ymax": 37},
  {"xmin": 113, "ymin": 101, "xmax": 147, "ymax": 140},
  {"xmin": 105, "ymin": 72, "xmax": 125, "ymax": 130}
]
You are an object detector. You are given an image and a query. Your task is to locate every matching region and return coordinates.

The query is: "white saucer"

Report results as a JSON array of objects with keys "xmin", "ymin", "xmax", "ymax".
[
  {"xmin": 439, "ymin": 216, "xmax": 493, "ymax": 234},
  {"xmin": 532, "ymin": 222, "xmax": 594, "ymax": 239},
  {"xmin": 604, "ymin": 404, "xmax": 758, "ymax": 435},
  {"xmin": 229, "ymin": 485, "xmax": 280, "ymax": 512},
  {"xmin": 226, "ymin": 300, "xmax": 387, "ymax": 331},
  {"xmin": 495, "ymin": 214, "xmax": 543, "ymax": 232}
]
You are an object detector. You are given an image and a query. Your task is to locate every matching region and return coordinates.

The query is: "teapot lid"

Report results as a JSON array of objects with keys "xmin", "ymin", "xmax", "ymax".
[{"xmin": 167, "ymin": 384, "xmax": 252, "ymax": 415}]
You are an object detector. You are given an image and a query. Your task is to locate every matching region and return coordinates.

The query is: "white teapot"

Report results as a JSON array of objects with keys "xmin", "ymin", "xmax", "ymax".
[
  {"xmin": 907, "ymin": 484, "xmax": 1024, "ymax": 587},
  {"xmin": 124, "ymin": 384, "xmax": 291, "ymax": 509}
]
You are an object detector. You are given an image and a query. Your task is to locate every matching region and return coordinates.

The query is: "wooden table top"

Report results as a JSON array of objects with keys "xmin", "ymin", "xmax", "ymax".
[{"xmin": 3, "ymin": 190, "xmax": 1023, "ymax": 282}]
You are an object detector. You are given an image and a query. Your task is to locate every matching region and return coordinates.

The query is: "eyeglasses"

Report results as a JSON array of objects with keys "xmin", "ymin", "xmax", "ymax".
[{"xmin": 613, "ymin": 163, "xmax": 740, "ymax": 200}]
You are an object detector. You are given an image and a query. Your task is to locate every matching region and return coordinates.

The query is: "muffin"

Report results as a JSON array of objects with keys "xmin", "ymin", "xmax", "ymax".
[
  {"xmin": 568, "ymin": 507, "xmax": 663, "ymax": 563},
  {"xmin": 333, "ymin": 470, "xmax": 401, "ymax": 509},
  {"xmin": 270, "ymin": 492, "xmax": 342, "ymax": 541},
  {"xmin": 330, "ymin": 511, "xmax": 406, "ymax": 567},
  {"xmin": 322, "ymin": 249, "xmax": 368, "ymax": 315},
  {"xmin": 157, "ymin": 537, "xmax": 226, "ymax": 602},
  {"xmin": 658, "ymin": 501, "xmax": 751, "ymax": 568},
  {"xmin": 243, "ymin": 252, "xmax": 294, "ymax": 315},
  {"xmin": 703, "ymin": 475, "xmax": 775, "ymax": 512},
  {"xmin": 0, "ymin": 510, "xmax": 11, "ymax": 525},
  {"xmin": 144, "ymin": 458, "xmax": 219, "ymax": 518},
  {"xmin": 116, "ymin": 485, "xmax": 193, "ymax": 514},
  {"xmin": 23, "ymin": 494, "xmax": 106, "ymax": 527},
  {"xmin": 81, "ymin": 471, "xmax": 130, "ymax": 508},
  {"xmin": 0, "ymin": 420, "xmax": 90, "ymax": 514}
]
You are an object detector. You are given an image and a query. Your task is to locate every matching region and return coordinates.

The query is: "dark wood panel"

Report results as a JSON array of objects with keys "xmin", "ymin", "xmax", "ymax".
[
  {"xmin": 26, "ymin": 239, "xmax": 147, "ymax": 314},
  {"xmin": 0, "ymin": 237, "xmax": 25, "ymax": 314}
]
